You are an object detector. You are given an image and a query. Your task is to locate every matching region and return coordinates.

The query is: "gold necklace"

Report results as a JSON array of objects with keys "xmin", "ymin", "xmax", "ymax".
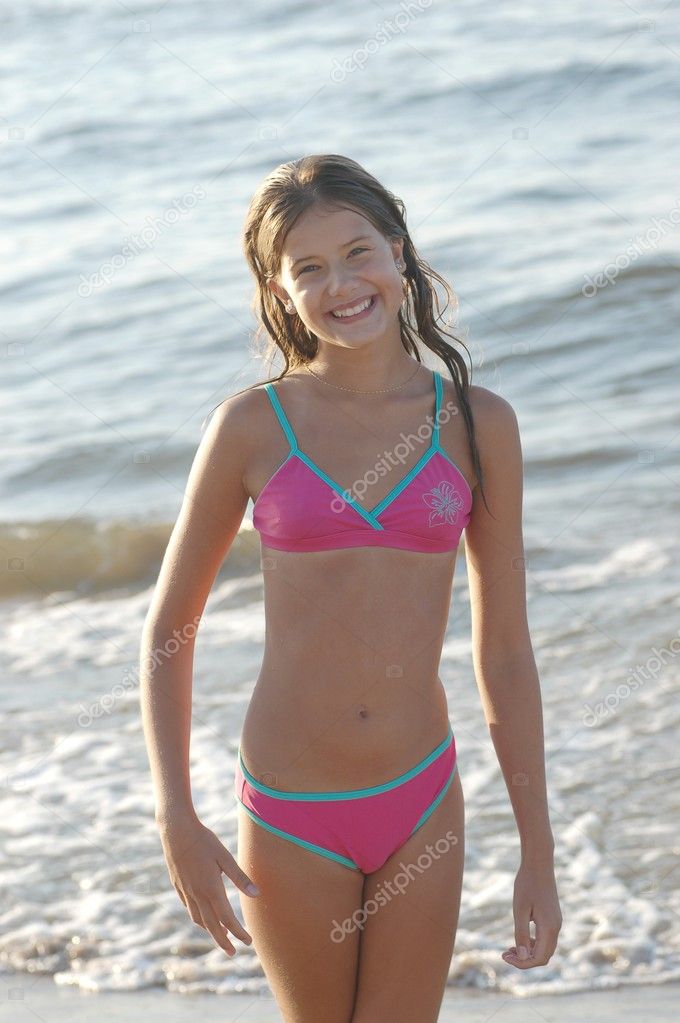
[{"xmin": 304, "ymin": 361, "xmax": 422, "ymax": 395}]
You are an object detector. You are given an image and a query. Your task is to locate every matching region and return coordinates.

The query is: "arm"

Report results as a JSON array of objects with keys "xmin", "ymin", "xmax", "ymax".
[
  {"xmin": 139, "ymin": 389, "xmax": 261, "ymax": 954},
  {"xmin": 464, "ymin": 386, "xmax": 562, "ymax": 968},
  {"xmin": 140, "ymin": 394, "xmax": 251, "ymax": 822}
]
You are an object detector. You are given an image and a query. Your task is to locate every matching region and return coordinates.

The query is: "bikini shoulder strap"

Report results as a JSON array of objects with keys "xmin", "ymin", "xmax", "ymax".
[
  {"xmin": 432, "ymin": 370, "xmax": 442, "ymax": 447},
  {"xmin": 264, "ymin": 383, "xmax": 298, "ymax": 453}
]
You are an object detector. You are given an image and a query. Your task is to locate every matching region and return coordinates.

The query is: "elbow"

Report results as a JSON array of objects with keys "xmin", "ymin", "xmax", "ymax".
[
  {"xmin": 473, "ymin": 635, "xmax": 535, "ymax": 676},
  {"xmin": 140, "ymin": 616, "xmax": 200, "ymax": 665}
]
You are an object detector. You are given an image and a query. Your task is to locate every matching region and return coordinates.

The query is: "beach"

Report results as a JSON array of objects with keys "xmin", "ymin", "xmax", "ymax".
[
  {"xmin": 6, "ymin": 976, "xmax": 680, "ymax": 1022},
  {"xmin": 2, "ymin": 0, "xmax": 679, "ymax": 1013}
]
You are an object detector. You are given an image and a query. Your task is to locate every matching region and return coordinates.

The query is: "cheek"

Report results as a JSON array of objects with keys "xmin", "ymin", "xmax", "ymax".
[
  {"xmin": 295, "ymin": 270, "xmax": 323, "ymax": 291},
  {"xmin": 347, "ymin": 258, "xmax": 400, "ymax": 304},
  {"xmin": 376, "ymin": 267, "xmax": 404, "ymax": 306},
  {"xmin": 292, "ymin": 281, "xmax": 316, "ymax": 304}
]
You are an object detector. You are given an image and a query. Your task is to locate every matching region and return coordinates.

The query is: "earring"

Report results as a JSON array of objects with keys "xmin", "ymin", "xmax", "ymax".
[
  {"xmin": 285, "ymin": 299, "xmax": 294, "ymax": 313},
  {"xmin": 396, "ymin": 258, "xmax": 408, "ymax": 304}
]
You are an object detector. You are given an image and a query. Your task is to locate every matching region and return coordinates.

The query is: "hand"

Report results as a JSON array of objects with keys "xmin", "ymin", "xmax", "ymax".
[
  {"xmin": 502, "ymin": 859, "xmax": 562, "ymax": 969},
  {"xmin": 157, "ymin": 811, "xmax": 261, "ymax": 957}
]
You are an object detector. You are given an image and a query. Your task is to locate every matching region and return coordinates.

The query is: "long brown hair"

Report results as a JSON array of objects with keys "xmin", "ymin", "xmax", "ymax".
[{"xmin": 209, "ymin": 154, "xmax": 487, "ymax": 509}]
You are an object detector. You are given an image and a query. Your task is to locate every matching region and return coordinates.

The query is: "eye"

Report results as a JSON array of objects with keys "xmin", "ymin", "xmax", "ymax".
[{"xmin": 297, "ymin": 247, "xmax": 369, "ymax": 276}]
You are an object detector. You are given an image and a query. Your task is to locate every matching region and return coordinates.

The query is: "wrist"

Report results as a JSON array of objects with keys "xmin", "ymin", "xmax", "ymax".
[
  {"xmin": 520, "ymin": 834, "xmax": 555, "ymax": 864},
  {"xmin": 155, "ymin": 803, "xmax": 199, "ymax": 829}
]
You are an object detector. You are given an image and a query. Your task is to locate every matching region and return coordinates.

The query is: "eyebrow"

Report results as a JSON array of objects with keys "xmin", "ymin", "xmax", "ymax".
[{"xmin": 289, "ymin": 236, "xmax": 372, "ymax": 270}]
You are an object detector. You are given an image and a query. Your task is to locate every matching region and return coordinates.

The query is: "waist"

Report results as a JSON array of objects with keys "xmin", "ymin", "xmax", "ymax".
[
  {"xmin": 237, "ymin": 722, "xmax": 455, "ymax": 799},
  {"xmin": 240, "ymin": 676, "xmax": 451, "ymax": 790}
]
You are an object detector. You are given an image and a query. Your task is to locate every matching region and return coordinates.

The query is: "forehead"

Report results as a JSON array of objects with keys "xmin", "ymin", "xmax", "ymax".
[{"xmin": 283, "ymin": 206, "xmax": 378, "ymax": 262}]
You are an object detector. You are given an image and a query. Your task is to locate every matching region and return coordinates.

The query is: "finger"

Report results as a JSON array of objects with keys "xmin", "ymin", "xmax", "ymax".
[
  {"xmin": 502, "ymin": 934, "xmax": 532, "ymax": 965},
  {"xmin": 173, "ymin": 883, "xmax": 188, "ymax": 908},
  {"xmin": 502, "ymin": 949, "xmax": 535, "ymax": 970},
  {"xmin": 505, "ymin": 932, "xmax": 558, "ymax": 971},
  {"xmin": 513, "ymin": 910, "xmax": 532, "ymax": 962},
  {"xmin": 210, "ymin": 886, "xmax": 253, "ymax": 945},
  {"xmin": 199, "ymin": 903, "xmax": 236, "ymax": 957},
  {"xmin": 217, "ymin": 848, "xmax": 261, "ymax": 898},
  {"xmin": 185, "ymin": 893, "xmax": 204, "ymax": 927},
  {"xmin": 502, "ymin": 935, "xmax": 537, "ymax": 967},
  {"xmin": 530, "ymin": 923, "xmax": 557, "ymax": 966}
]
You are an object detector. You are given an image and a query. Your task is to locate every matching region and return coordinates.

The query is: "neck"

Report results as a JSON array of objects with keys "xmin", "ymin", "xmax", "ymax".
[{"xmin": 305, "ymin": 351, "xmax": 420, "ymax": 392}]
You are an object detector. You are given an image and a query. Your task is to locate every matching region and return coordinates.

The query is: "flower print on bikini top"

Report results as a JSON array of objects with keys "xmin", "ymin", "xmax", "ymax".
[{"xmin": 422, "ymin": 480, "xmax": 468, "ymax": 528}]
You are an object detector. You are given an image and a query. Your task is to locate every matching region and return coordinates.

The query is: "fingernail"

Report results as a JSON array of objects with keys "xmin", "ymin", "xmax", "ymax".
[
  {"xmin": 246, "ymin": 883, "xmax": 261, "ymax": 896},
  {"xmin": 517, "ymin": 945, "xmax": 528, "ymax": 960}
]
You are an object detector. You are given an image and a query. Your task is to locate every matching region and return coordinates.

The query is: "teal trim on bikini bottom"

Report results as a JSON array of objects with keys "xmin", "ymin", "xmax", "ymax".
[
  {"xmin": 235, "ymin": 796, "xmax": 361, "ymax": 871},
  {"xmin": 237, "ymin": 723, "xmax": 454, "ymax": 801},
  {"xmin": 236, "ymin": 756, "xmax": 458, "ymax": 874},
  {"xmin": 409, "ymin": 759, "xmax": 458, "ymax": 834}
]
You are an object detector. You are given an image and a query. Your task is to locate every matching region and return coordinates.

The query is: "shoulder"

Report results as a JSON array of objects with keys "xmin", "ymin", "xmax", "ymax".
[
  {"xmin": 465, "ymin": 385, "xmax": 523, "ymax": 504},
  {"xmin": 468, "ymin": 385, "xmax": 522, "ymax": 474},
  {"xmin": 468, "ymin": 384, "xmax": 519, "ymax": 435},
  {"xmin": 439, "ymin": 378, "xmax": 520, "ymax": 448},
  {"xmin": 200, "ymin": 379, "xmax": 276, "ymax": 444},
  {"xmin": 441, "ymin": 382, "xmax": 523, "ymax": 496},
  {"xmin": 201, "ymin": 370, "xmax": 313, "ymax": 440}
]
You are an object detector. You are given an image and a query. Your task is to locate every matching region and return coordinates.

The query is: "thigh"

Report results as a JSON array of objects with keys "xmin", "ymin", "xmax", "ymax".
[
  {"xmin": 236, "ymin": 803, "xmax": 365, "ymax": 1023},
  {"xmin": 351, "ymin": 768, "xmax": 465, "ymax": 1023}
]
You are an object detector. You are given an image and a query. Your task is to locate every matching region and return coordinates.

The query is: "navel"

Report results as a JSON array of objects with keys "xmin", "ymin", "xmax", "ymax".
[{"xmin": 357, "ymin": 703, "xmax": 369, "ymax": 720}]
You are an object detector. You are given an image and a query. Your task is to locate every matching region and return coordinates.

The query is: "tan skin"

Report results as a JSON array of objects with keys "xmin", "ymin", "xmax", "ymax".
[{"xmin": 140, "ymin": 205, "xmax": 562, "ymax": 1020}]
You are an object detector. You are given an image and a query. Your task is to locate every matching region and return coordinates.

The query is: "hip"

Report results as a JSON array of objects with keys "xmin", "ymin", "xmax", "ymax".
[{"xmin": 240, "ymin": 671, "xmax": 451, "ymax": 791}]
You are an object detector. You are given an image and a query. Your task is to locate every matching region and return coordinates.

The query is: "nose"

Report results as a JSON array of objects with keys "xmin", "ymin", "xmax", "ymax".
[{"xmin": 326, "ymin": 262, "xmax": 356, "ymax": 297}]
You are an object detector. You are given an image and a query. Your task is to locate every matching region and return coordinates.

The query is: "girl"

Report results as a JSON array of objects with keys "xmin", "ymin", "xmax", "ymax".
[{"xmin": 141, "ymin": 154, "xmax": 562, "ymax": 1022}]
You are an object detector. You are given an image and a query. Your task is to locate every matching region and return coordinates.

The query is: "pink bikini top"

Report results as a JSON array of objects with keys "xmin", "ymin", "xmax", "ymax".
[{"xmin": 252, "ymin": 369, "xmax": 473, "ymax": 553}]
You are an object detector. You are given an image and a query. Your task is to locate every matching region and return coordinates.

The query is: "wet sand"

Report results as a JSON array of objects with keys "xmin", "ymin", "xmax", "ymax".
[{"xmin": 6, "ymin": 975, "xmax": 680, "ymax": 1021}]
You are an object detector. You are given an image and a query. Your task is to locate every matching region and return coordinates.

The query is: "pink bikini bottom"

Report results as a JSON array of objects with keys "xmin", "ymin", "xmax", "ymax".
[{"xmin": 234, "ymin": 724, "xmax": 457, "ymax": 874}]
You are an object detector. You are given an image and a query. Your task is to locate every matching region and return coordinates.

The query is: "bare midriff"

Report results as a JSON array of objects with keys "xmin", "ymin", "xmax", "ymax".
[
  {"xmin": 239, "ymin": 365, "xmax": 473, "ymax": 793},
  {"xmin": 239, "ymin": 542, "xmax": 460, "ymax": 792}
]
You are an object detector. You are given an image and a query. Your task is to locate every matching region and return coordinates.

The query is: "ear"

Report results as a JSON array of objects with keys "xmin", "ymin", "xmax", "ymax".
[
  {"xmin": 390, "ymin": 237, "xmax": 405, "ymax": 263},
  {"xmin": 266, "ymin": 278, "xmax": 289, "ymax": 306}
]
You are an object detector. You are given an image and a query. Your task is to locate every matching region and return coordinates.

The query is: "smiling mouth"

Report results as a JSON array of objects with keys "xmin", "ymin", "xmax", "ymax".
[{"xmin": 328, "ymin": 295, "xmax": 377, "ymax": 321}]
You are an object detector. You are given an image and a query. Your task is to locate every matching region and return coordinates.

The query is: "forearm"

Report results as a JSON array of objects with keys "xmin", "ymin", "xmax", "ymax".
[
  {"xmin": 139, "ymin": 622, "xmax": 198, "ymax": 826},
  {"xmin": 475, "ymin": 648, "xmax": 555, "ymax": 861}
]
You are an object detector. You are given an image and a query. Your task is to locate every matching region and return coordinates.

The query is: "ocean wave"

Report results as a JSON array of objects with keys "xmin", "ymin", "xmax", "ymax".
[{"xmin": 0, "ymin": 516, "xmax": 260, "ymax": 600}]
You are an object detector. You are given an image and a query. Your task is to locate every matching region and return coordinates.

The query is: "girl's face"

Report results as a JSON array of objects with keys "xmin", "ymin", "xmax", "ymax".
[{"xmin": 268, "ymin": 205, "xmax": 405, "ymax": 350}]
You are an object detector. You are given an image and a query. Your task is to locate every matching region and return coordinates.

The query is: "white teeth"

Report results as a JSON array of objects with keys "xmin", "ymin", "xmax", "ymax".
[{"xmin": 331, "ymin": 296, "xmax": 373, "ymax": 318}]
